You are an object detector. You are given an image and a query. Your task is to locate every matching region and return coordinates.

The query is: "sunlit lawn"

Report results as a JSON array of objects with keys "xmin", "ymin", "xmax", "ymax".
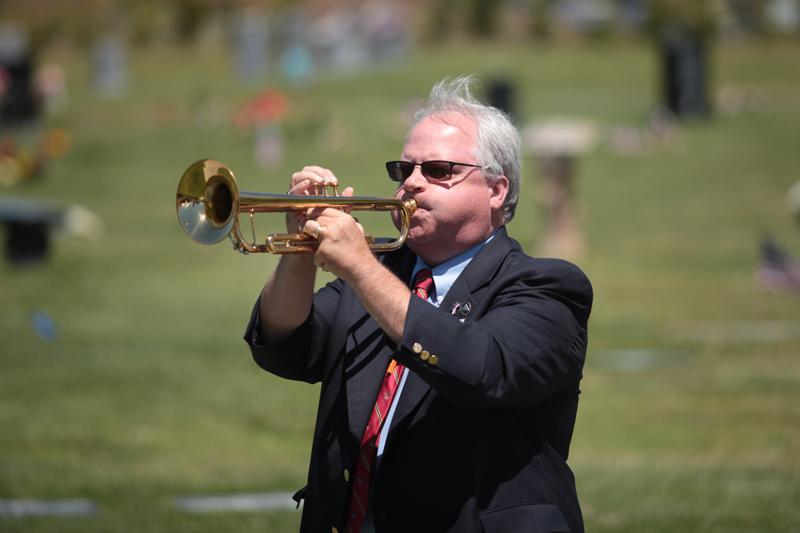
[{"xmin": 1, "ymin": 37, "xmax": 799, "ymax": 531}]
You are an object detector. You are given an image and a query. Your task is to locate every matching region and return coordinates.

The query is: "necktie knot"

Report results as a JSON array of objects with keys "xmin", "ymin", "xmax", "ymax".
[{"xmin": 412, "ymin": 268, "xmax": 434, "ymax": 301}]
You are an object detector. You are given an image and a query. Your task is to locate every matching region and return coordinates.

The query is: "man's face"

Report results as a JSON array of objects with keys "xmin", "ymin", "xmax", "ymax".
[{"xmin": 393, "ymin": 112, "xmax": 506, "ymax": 265}]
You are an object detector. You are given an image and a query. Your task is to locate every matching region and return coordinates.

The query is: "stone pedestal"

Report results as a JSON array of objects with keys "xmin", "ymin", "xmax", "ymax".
[{"xmin": 523, "ymin": 119, "xmax": 597, "ymax": 260}]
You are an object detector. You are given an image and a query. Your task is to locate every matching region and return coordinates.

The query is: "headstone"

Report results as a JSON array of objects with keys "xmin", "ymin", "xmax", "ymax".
[
  {"xmin": 363, "ymin": 0, "xmax": 409, "ymax": 61},
  {"xmin": 766, "ymin": 0, "xmax": 800, "ymax": 33},
  {"xmin": 618, "ymin": 0, "xmax": 649, "ymax": 32},
  {"xmin": 0, "ymin": 25, "xmax": 40, "ymax": 126},
  {"xmin": 660, "ymin": 24, "xmax": 711, "ymax": 119},
  {"xmin": 233, "ymin": 8, "xmax": 268, "ymax": 81},
  {"xmin": 555, "ymin": 0, "xmax": 614, "ymax": 35},
  {"xmin": 486, "ymin": 78, "xmax": 516, "ymax": 123},
  {"xmin": 91, "ymin": 33, "xmax": 128, "ymax": 98},
  {"xmin": 0, "ymin": 499, "xmax": 95, "ymax": 517},
  {"xmin": 0, "ymin": 197, "xmax": 62, "ymax": 265},
  {"xmin": 311, "ymin": 8, "xmax": 368, "ymax": 74},
  {"xmin": 174, "ymin": 492, "xmax": 299, "ymax": 512},
  {"xmin": 523, "ymin": 119, "xmax": 597, "ymax": 260}
]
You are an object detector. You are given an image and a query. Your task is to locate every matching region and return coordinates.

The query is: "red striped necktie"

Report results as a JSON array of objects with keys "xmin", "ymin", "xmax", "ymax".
[{"xmin": 344, "ymin": 268, "xmax": 434, "ymax": 533}]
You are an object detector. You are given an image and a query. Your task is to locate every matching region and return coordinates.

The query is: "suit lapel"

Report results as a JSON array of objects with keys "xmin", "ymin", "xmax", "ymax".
[
  {"xmin": 343, "ymin": 245, "xmax": 417, "ymax": 438},
  {"xmin": 342, "ymin": 307, "xmax": 391, "ymax": 439},
  {"xmin": 385, "ymin": 228, "xmax": 516, "ymax": 441}
]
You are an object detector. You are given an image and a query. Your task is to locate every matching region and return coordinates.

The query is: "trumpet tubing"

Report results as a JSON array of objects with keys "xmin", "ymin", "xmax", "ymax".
[{"xmin": 176, "ymin": 159, "xmax": 417, "ymax": 254}]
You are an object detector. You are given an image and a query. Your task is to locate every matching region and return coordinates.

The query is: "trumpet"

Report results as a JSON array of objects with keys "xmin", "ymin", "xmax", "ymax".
[{"xmin": 176, "ymin": 159, "xmax": 417, "ymax": 254}]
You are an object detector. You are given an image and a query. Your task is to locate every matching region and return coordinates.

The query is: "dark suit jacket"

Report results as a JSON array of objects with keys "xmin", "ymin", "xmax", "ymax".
[{"xmin": 244, "ymin": 227, "xmax": 592, "ymax": 533}]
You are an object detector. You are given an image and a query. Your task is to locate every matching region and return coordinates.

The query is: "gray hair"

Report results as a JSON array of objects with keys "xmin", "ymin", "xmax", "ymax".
[{"xmin": 412, "ymin": 76, "xmax": 521, "ymax": 223}]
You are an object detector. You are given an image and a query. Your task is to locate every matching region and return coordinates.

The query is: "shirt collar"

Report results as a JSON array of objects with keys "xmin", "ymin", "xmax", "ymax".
[{"xmin": 411, "ymin": 231, "xmax": 497, "ymax": 307}]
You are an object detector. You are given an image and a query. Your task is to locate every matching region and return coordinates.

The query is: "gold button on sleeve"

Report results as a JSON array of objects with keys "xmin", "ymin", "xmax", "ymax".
[
  {"xmin": 332, "ymin": 528, "xmax": 339, "ymax": 533},
  {"xmin": 420, "ymin": 350, "xmax": 430, "ymax": 361},
  {"xmin": 343, "ymin": 469, "xmax": 350, "ymax": 482},
  {"xmin": 412, "ymin": 342, "xmax": 423, "ymax": 354},
  {"xmin": 428, "ymin": 354, "xmax": 439, "ymax": 366}
]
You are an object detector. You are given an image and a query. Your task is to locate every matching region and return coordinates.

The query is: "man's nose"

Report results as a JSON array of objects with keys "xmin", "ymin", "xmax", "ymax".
[{"xmin": 402, "ymin": 165, "xmax": 427, "ymax": 191}]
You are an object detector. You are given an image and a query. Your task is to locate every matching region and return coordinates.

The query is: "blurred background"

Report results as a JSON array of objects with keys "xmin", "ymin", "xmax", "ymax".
[{"xmin": 1, "ymin": 0, "xmax": 799, "ymax": 531}]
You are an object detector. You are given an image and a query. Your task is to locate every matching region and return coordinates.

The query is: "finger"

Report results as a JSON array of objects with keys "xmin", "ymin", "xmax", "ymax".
[
  {"xmin": 339, "ymin": 186, "xmax": 357, "ymax": 214},
  {"xmin": 306, "ymin": 205, "xmax": 345, "ymax": 221},
  {"xmin": 303, "ymin": 219, "xmax": 317, "ymax": 239},
  {"xmin": 301, "ymin": 166, "xmax": 338, "ymax": 187},
  {"xmin": 291, "ymin": 167, "xmax": 333, "ymax": 194},
  {"xmin": 309, "ymin": 166, "xmax": 339, "ymax": 186},
  {"xmin": 292, "ymin": 168, "xmax": 324, "ymax": 187},
  {"xmin": 303, "ymin": 219, "xmax": 326, "ymax": 240},
  {"xmin": 288, "ymin": 178, "xmax": 310, "ymax": 195},
  {"xmin": 305, "ymin": 206, "xmax": 326, "ymax": 220}
]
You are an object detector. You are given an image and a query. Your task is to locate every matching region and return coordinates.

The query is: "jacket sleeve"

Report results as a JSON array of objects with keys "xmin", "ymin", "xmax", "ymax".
[
  {"xmin": 395, "ymin": 259, "xmax": 592, "ymax": 408},
  {"xmin": 243, "ymin": 277, "xmax": 345, "ymax": 384}
]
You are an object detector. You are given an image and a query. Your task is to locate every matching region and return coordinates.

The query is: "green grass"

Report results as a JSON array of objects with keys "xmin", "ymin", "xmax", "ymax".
[{"xmin": 2, "ymin": 37, "xmax": 800, "ymax": 531}]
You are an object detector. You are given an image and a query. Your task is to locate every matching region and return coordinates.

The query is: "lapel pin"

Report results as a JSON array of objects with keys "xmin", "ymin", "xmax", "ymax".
[{"xmin": 451, "ymin": 302, "xmax": 472, "ymax": 320}]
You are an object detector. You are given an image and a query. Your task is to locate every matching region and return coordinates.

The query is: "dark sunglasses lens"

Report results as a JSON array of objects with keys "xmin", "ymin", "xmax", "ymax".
[
  {"xmin": 386, "ymin": 161, "xmax": 414, "ymax": 183},
  {"xmin": 421, "ymin": 161, "xmax": 452, "ymax": 181},
  {"xmin": 386, "ymin": 161, "xmax": 412, "ymax": 182},
  {"xmin": 386, "ymin": 161, "xmax": 405, "ymax": 181}
]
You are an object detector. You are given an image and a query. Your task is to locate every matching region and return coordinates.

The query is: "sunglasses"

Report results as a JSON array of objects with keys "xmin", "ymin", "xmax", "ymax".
[{"xmin": 385, "ymin": 160, "xmax": 483, "ymax": 183}]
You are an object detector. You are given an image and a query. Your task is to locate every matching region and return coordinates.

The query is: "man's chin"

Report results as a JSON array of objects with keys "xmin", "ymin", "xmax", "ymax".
[{"xmin": 405, "ymin": 230, "xmax": 434, "ymax": 254}]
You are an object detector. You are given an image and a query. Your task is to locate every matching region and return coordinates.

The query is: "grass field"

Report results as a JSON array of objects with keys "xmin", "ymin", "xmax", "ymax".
[{"xmin": 1, "ymin": 36, "xmax": 799, "ymax": 532}]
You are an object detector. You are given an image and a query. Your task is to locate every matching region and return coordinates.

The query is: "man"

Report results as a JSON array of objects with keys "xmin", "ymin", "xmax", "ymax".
[{"xmin": 244, "ymin": 76, "xmax": 592, "ymax": 533}]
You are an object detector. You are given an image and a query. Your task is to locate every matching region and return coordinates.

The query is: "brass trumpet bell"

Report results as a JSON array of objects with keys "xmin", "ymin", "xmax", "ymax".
[{"xmin": 176, "ymin": 159, "xmax": 417, "ymax": 254}]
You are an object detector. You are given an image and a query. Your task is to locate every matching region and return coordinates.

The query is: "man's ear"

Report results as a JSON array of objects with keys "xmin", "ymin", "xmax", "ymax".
[{"xmin": 489, "ymin": 175, "xmax": 509, "ymax": 211}]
